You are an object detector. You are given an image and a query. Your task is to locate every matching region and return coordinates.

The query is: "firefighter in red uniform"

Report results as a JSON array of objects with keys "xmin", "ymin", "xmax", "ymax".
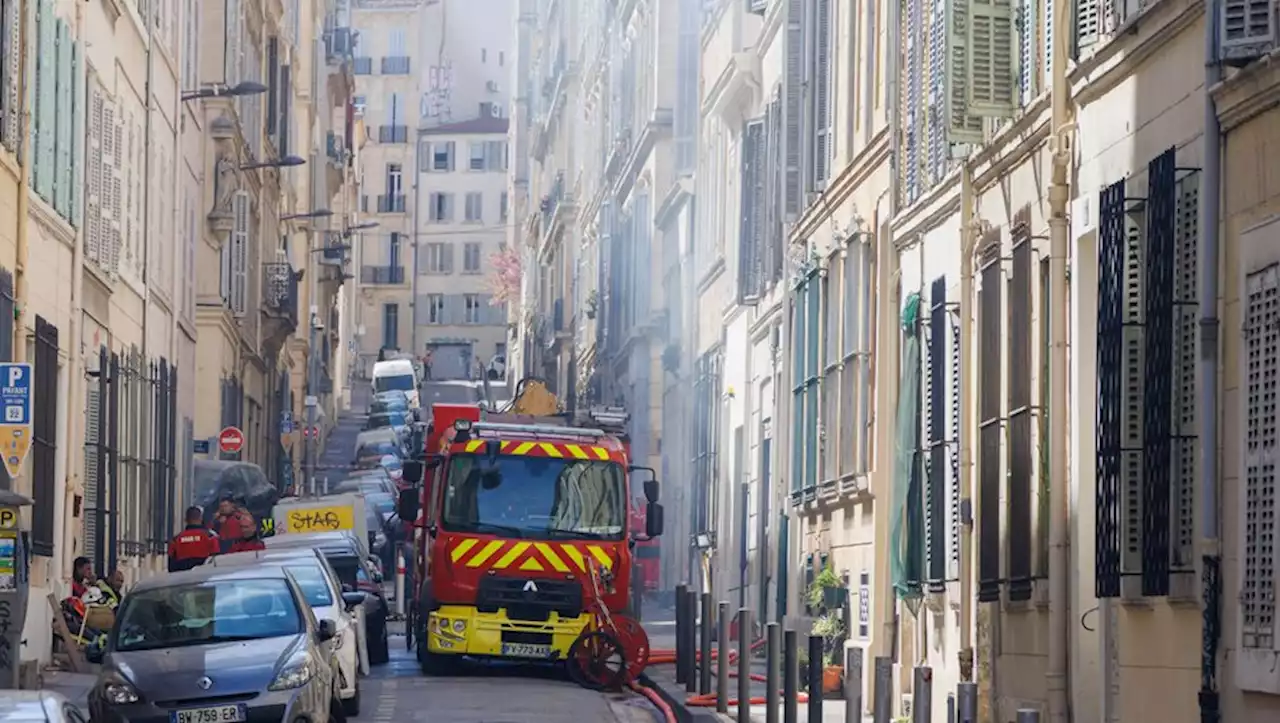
[
  {"xmin": 213, "ymin": 494, "xmax": 267, "ymax": 553},
  {"xmin": 167, "ymin": 506, "xmax": 221, "ymax": 572}
]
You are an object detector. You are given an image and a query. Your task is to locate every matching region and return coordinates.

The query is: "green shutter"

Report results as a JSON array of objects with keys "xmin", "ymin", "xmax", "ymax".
[
  {"xmin": 70, "ymin": 39, "xmax": 82, "ymax": 224},
  {"xmin": 967, "ymin": 0, "xmax": 1019, "ymax": 117},
  {"xmin": 34, "ymin": 0, "xmax": 55, "ymax": 199},
  {"xmin": 945, "ymin": 0, "xmax": 984, "ymax": 143},
  {"xmin": 55, "ymin": 20, "xmax": 72, "ymax": 218}
]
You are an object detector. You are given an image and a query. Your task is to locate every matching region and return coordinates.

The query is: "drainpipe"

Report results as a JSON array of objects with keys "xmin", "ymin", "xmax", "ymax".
[
  {"xmin": 411, "ymin": 129, "xmax": 422, "ymax": 356},
  {"xmin": 1197, "ymin": 1, "xmax": 1222, "ymax": 722},
  {"xmin": 1046, "ymin": 0, "xmax": 1075, "ymax": 715},
  {"xmin": 141, "ymin": 4, "xmax": 156, "ymax": 574},
  {"xmin": 957, "ymin": 166, "xmax": 976, "ymax": 682},
  {"xmin": 13, "ymin": 0, "xmax": 31, "ymax": 366}
]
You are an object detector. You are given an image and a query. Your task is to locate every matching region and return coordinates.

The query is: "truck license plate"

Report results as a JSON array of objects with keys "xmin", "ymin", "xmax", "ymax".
[
  {"xmin": 169, "ymin": 704, "xmax": 247, "ymax": 723},
  {"xmin": 501, "ymin": 642, "xmax": 551, "ymax": 658}
]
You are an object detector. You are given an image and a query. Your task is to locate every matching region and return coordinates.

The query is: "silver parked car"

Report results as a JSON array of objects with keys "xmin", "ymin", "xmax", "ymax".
[
  {"xmin": 0, "ymin": 691, "xmax": 86, "ymax": 723},
  {"xmin": 88, "ymin": 565, "xmax": 347, "ymax": 723}
]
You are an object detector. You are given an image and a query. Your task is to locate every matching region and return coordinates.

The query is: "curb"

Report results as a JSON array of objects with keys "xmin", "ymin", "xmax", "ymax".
[{"xmin": 637, "ymin": 673, "xmax": 724, "ymax": 723}]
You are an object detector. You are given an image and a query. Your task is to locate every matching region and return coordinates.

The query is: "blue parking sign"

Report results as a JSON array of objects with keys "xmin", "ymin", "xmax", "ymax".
[{"xmin": 0, "ymin": 364, "xmax": 32, "ymax": 427}]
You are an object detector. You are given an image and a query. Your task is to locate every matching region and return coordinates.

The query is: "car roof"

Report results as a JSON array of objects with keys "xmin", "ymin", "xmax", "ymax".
[
  {"xmin": 129, "ymin": 562, "xmax": 297, "ymax": 593},
  {"xmin": 265, "ymin": 530, "xmax": 363, "ymax": 552},
  {"xmin": 204, "ymin": 547, "xmax": 327, "ymax": 568}
]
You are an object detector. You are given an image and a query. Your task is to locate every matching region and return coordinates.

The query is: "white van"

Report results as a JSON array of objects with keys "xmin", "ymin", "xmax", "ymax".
[{"xmin": 371, "ymin": 359, "xmax": 420, "ymax": 408}]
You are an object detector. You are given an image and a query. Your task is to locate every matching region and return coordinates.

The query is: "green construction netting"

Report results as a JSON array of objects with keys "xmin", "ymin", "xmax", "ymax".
[{"xmin": 891, "ymin": 293, "xmax": 924, "ymax": 603}]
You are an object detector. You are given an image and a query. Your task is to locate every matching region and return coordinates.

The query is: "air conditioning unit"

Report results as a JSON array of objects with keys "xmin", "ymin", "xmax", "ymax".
[{"xmin": 486, "ymin": 80, "xmax": 500, "ymax": 93}]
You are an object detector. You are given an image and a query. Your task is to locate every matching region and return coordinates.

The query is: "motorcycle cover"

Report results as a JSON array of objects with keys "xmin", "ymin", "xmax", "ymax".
[{"xmin": 192, "ymin": 460, "xmax": 279, "ymax": 534}]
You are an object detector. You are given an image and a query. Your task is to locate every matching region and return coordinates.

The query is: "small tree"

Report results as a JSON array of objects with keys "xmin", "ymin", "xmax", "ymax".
[{"xmin": 487, "ymin": 246, "xmax": 523, "ymax": 306}]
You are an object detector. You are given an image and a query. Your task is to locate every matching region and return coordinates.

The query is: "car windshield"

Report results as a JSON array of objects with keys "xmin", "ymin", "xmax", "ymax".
[
  {"xmin": 367, "ymin": 412, "xmax": 408, "ymax": 430},
  {"xmin": 371, "ymin": 400, "xmax": 408, "ymax": 415},
  {"xmin": 326, "ymin": 556, "xmax": 360, "ymax": 587},
  {"xmin": 113, "ymin": 578, "xmax": 302, "ymax": 652},
  {"xmin": 357, "ymin": 442, "xmax": 401, "ymax": 462},
  {"xmin": 441, "ymin": 454, "xmax": 626, "ymax": 540},
  {"xmin": 283, "ymin": 563, "xmax": 334, "ymax": 607},
  {"xmin": 367, "ymin": 493, "xmax": 395, "ymax": 516},
  {"xmin": 374, "ymin": 374, "xmax": 415, "ymax": 392}
]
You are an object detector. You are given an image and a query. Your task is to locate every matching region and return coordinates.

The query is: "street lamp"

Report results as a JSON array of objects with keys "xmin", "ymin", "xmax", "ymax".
[
  {"xmin": 282, "ymin": 209, "xmax": 333, "ymax": 222},
  {"xmin": 180, "ymin": 80, "xmax": 268, "ymax": 103},
  {"xmin": 242, "ymin": 155, "xmax": 306, "ymax": 171},
  {"xmin": 342, "ymin": 222, "xmax": 380, "ymax": 235}
]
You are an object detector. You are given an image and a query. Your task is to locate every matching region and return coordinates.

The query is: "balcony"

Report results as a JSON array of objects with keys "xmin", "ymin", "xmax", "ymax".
[
  {"xmin": 320, "ymin": 233, "xmax": 349, "ymax": 265},
  {"xmin": 361, "ymin": 265, "xmax": 405, "ymax": 284},
  {"xmin": 325, "ymin": 27, "xmax": 354, "ymax": 63},
  {"xmin": 326, "ymin": 131, "xmax": 349, "ymax": 167},
  {"xmin": 378, "ymin": 125, "xmax": 409, "ymax": 144},
  {"xmin": 381, "ymin": 56, "xmax": 411, "ymax": 75},
  {"xmin": 261, "ymin": 261, "xmax": 299, "ymax": 357},
  {"xmin": 376, "ymin": 194, "xmax": 407, "ymax": 213},
  {"xmin": 353, "ymin": 57, "xmax": 373, "ymax": 75}
]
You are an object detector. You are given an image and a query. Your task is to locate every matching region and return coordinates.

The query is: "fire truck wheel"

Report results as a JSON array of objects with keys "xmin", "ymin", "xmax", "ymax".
[
  {"xmin": 368, "ymin": 618, "xmax": 390, "ymax": 665},
  {"xmin": 566, "ymin": 630, "xmax": 627, "ymax": 692},
  {"xmin": 417, "ymin": 640, "xmax": 452, "ymax": 675}
]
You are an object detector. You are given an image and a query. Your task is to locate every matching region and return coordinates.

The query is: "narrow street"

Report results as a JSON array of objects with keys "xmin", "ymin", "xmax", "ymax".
[{"xmin": 323, "ymin": 377, "xmax": 662, "ymax": 723}]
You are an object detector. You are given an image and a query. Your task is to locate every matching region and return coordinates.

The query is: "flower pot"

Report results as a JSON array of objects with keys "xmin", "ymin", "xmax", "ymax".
[
  {"xmin": 822, "ymin": 665, "xmax": 844, "ymax": 694},
  {"xmin": 823, "ymin": 586, "xmax": 848, "ymax": 609}
]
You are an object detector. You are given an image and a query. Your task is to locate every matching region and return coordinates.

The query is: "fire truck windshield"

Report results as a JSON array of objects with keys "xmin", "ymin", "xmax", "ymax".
[{"xmin": 440, "ymin": 454, "xmax": 626, "ymax": 540}]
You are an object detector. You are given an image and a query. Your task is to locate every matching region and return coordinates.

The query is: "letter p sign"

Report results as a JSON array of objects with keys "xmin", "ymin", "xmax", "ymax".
[{"xmin": 8, "ymin": 367, "xmax": 22, "ymax": 388}]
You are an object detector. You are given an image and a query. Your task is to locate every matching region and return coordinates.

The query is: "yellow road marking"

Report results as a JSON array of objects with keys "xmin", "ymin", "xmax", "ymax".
[
  {"xmin": 565, "ymin": 444, "xmax": 590, "ymax": 459},
  {"xmin": 535, "ymin": 543, "xmax": 572, "ymax": 572},
  {"xmin": 562, "ymin": 545, "xmax": 586, "ymax": 571},
  {"xmin": 539, "ymin": 443, "xmax": 564, "ymax": 457},
  {"xmin": 466, "ymin": 540, "xmax": 505, "ymax": 567},
  {"xmin": 493, "ymin": 541, "xmax": 532, "ymax": 569},
  {"xmin": 587, "ymin": 545, "xmax": 613, "ymax": 569},
  {"xmin": 512, "ymin": 442, "xmax": 535, "ymax": 455},
  {"xmin": 450, "ymin": 538, "xmax": 478, "ymax": 562},
  {"xmin": 519, "ymin": 557, "xmax": 545, "ymax": 571}
]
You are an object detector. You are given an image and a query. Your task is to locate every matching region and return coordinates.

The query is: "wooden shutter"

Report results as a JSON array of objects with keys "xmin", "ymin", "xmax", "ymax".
[
  {"xmin": 266, "ymin": 37, "xmax": 278, "ymax": 137},
  {"xmin": 967, "ymin": 0, "xmax": 1019, "ymax": 117},
  {"xmin": 738, "ymin": 119, "xmax": 765, "ymax": 304},
  {"xmin": 1221, "ymin": 0, "xmax": 1276, "ymax": 61},
  {"xmin": 782, "ymin": 0, "xmax": 804, "ymax": 218},
  {"xmin": 946, "ymin": 0, "xmax": 984, "ymax": 143},
  {"xmin": 279, "ymin": 65, "xmax": 291, "ymax": 156},
  {"xmin": 813, "ymin": 0, "xmax": 832, "ymax": 186},
  {"xmin": 1, "ymin": 0, "xmax": 20, "ymax": 148},
  {"xmin": 55, "ymin": 21, "xmax": 72, "ymax": 217},
  {"xmin": 35, "ymin": 0, "xmax": 56, "ymax": 199},
  {"xmin": 230, "ymin": 191, "xmax": 249, "ymax": 315},
  {"xmin": 225, "ymin": 0, "xmax": 241, "ymax": 83},
  {"xmin": 85, "ymin": 88, "xmax": 104, "ymax": 264}
]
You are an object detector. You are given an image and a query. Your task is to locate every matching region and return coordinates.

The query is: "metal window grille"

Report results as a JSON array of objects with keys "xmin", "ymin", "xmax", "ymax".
[
  {"xmin": 31, "ymin": 317, "xmax": 59, "ymax": 556},
  {"xmin": 1243, "ymin": 263, "xmax": 1279, "ymax": 649},
  {"xmin": 1095, "ymin": 179, "xmax": 1126, "ymax": 598}
]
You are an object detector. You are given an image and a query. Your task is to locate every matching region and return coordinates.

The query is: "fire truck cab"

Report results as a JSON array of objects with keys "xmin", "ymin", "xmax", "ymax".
[{"xmin": 396, "ymin": 380, "xmax": 664, "ymax": 674}]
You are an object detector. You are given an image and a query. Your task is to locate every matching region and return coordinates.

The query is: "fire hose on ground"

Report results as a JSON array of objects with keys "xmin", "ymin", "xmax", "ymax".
[{"xmin": 645, "ymin": 637, "xmax": 810, "ymax": 708}]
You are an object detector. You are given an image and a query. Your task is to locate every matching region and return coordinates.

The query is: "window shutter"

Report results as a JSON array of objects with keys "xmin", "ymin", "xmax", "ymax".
[
  {"xmin": 442, "ymin": 243, "xmax": 454, "ymax": 273},
  {"xmin": 738, "ymin": 119, "xmax": 765, "ymax": 304},
  {"xmin": 220, "ymin": 241, "xmax": 232, "ymax": 304},
  {"xmin": 904, "ymin": 0, "xmax": 922, "ymax": 201},
  {"xmin": 35, "ymin": 0, "xmax": 55, "ymax": 199},
  {"xmin": 266, "ymin": 37, "xmax": 278, "ymax": 138},
  {"xmin": 279, "ymin": 65, "xmax": 290, "ymax": 156},
  {"xmin": 55, "ymin": 21, "xmax": 72, "ymax": 217},
  {"xmin": 926, "ymin": 0, "xmax": 947, "ymax": 185},
  {"xmin": 230, "ymin": 191, "xmax": 249, "ymax": 315},
  {"xmin": 1019, "ymin": 0, "xmax": 1034, "ymax": 104},
  {"xmin": 782, "ymin": 0, "xmax": 804, "ymax": 218},
  {"xmin": 945, "ymin": 0, "xmax": 985, "ymax": 143},
  {"xmin": 225, "ymin": 0, "xmax": 241, "ymax": 83},
  {"xmin": 446, "ymin": 141, "xmax": 456, "ymax": 171},
  {"xmin": 967, "ymin": 0, "xmax": 1019, "ymax": 117},
  {"xmin": 100, "ymin": 100, "xmax": 122, "ymax": 274},
  {"xmin": 1221, "ymin": 0, "xmax": 1276, "ymax": 60},
  {"xmin": 1043, "ymin": 0, "xmax": 1053, "ymax": 89},
  {"xmin": 85, "ymin": 88, "xmax": 103, "ymax": 264},
  {"xmin": 813, "ymin": 0, "xmax": 832, "ymax": 186},
  {"xmin": 1, "ymin": 0, "xmax": 20, "ymax": 148},
  {"xmin": 420, "ymin": 141, "xmax": 431, "ymax": 172},
  {"xmin": 1243, "ymin": 263, "xmax": 1280, "ymax": 653},
  {"xmin": 71, "ymin": 39, "xmax": 83, "ymax": 223},
  {"xmin": 444, "ymin": 193, "xmax": 455, "ymax": 222}
]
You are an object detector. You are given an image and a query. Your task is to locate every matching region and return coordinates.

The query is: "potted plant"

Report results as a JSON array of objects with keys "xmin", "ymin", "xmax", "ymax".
[
  {"xmin": 807, "ymin": 563, "xmax": 847, "ymax": 610},
  {"xmin": 812, "ymin": 612, "xmax": 847, "ymax": 694}
]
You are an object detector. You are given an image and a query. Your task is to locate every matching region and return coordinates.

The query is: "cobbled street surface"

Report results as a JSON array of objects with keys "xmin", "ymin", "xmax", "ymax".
[{"xmin": 330, "ymin": 377, "xmax": 661, "ymax": 723}]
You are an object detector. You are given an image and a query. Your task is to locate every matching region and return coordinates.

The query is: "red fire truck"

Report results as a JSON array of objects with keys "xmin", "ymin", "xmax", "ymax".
[
  {"xmin": 397, "ymin": 379, "xmax": 665, "ymax": 674},
  {"xmin": 630, "ymin": 504, "xmax": 660, "ymax": 593}
]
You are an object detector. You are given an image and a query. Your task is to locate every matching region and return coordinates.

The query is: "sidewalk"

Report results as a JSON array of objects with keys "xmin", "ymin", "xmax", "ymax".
[{"xmin": 643, "ymin": 616, "xmax": 869, "ymax": 723}]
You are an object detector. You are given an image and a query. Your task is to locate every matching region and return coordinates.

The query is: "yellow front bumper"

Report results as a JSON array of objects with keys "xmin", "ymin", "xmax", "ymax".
[{"xmin": 426, "ymin": 605, "xmax": 589, "ymax": 660}]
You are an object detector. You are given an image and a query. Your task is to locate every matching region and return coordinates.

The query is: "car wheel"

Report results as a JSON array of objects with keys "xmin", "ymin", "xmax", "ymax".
[
  {"xmin": 341, "ymin": 680, "xmax": 361, "ymax": 716},
  {"xmin": 369, "ymin": 616, "xmax": 390, "ymax": 665}
]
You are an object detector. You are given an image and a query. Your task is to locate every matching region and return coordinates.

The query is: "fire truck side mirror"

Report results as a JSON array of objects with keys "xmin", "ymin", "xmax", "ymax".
[
  {"xmin": 629, "ymin": 466, "xmax": 659, "ymax": 503},
  {"xmin": 397, "ymin": 487, "xmax": 420, "ymax": 522},
  {"xmin": 645, "ymin": 502, "xmax": 664, "ymax": 538},
  {"xmin": 403, "ymin": 460, "xmax": 424, "ymax": 485}
]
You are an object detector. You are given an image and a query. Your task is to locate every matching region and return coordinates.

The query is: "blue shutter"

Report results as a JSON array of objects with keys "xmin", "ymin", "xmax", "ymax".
[
  {"xmin": 926, "ymin": 0, "xmax": 946, "ymax": 185},
  {"xmin": 1019, "ymin": 0, "xmax": 1033, "ymax": 104},
  {"xmin": 34, "ymin": 0, "xmax": 55, "ymax": 199},
  {"xmin": 70, "ymin": 39, "xmax": 83, "ymax": 223},
  {"xmin": 903, "ymin": 0, "xmax": 921, "ymax": 203},
  {"xmin": 55, "ymin": 20, "xmax": 72, "ymax": 217},
  {"xmin": 1044, "ymin": 0, "xmax": 1053, "ymax": 85}
]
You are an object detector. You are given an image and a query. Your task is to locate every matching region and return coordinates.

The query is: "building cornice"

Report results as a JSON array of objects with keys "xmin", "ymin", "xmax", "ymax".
[
  {"xmin": 787, "ymin": 129, "xmax": 890, "ymax": 245},
  {"xmin": 1068, "ymin": 0, "xmax": 1202, "ymax": 107},
  {"xmin": 1212, "ymin": 50, "xmax": 1280, "ymax": 132}
]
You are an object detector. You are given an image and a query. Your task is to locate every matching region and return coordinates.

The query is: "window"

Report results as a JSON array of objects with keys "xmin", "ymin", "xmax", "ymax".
[
  {"xmin": 487, "ymin": 141, "xmax": 508, "ymax": 171},
  {"xmin": 181, "ymin": 0, "xmax": 199, "ymax": 94},
  {"xmin": 464, "ymin": 294, "xmax": 482, "ymax": 324},
  {"xmin": 426, "ymin": 293, "xmax": 445, "ymax": 324},
  {"xmin": 388, "ymin": 232, "xmax": 402, "ymax": 268},
  {"xmin": 464, "ymin": 192, "xmax": 483, "ymax": 222},
  {"xmin": 25, "ymin": 5, "xmax": 82, "ymax": 222},
  {"xmin": 810, "ymin": 0, "xmax": 833, "ymax": 187},
  {"xmin": 481, "ymin": 48, "xmax": 487, "ymax": 62},
  {"xmin": 432, "ymin": 141, "xmax": 455, "ymax": 171},
  {"xmin": 469, "ymin": 142, "xmax": 486, "ymax": 170},
  {"xmin": 382, "ymin": 303, "xmax": 399, "ymax": 349},
  {"xmin": 386, "ymin": 163, "xmax": 403, "ymax": 195},
  {"xmin": 421, "ymin": 242, "xmax": 453, "ymax": 273},
  {"xmin": 428, "ymin": 192, "xmax": 454, "ymax": 222},
  {"xmin": 789, "ymin": 269, "xmax": 821, "ymax": 495},
  {"xmin": 463, "ymin": 242, "xmax": 482, "ymax": 273},
  {"xmin": 389, "ymin": 28, "xmax": 406, "ymax": 55},
  {"xmin": 500, "ymin": 192, "xmax": 509, "ymax": 222}
]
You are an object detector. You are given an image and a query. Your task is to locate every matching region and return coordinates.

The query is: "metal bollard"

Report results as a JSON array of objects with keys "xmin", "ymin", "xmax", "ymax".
[
  {"xmin": 393, "ymin": 550, "xmax": 406, "ymax": 617},
  {"xmin": 674, "ymin": 584, "xmax": 689, "ymax": 685},
  {"xmin": 872, "ymin": 656, "xmax": 893, "ymax": 723},
  {"xmin": 912, "ymin": 667, "xmax": 932, "ymax": 723},
  {"xmin": 717, "ymin": 602, "xmax": 731, "ymax": 714},
  {"xmin": 957, "ymin": 682, "xmax": 978, "ymax": 723},
  {"xmin": 844, "ymin": 646, "xmax": 863, "ymax": 723},
  {"xmin": 807, "ymin": 634, "xmax": 824, "ymax": 723},
  {"xmin": 700, "ymin": 593, "xmax": 713, "ymax": 695},
  {"xmin": 1015, "ymin": 710, "xmax": 1041, "ymax": 723},
  {"xmin": 738, "ymin": 608, "xmax": 752, "ymax": 723},
  {"xmin": 765, "ymin": 623, "xmax": 780, "ymax": 723},
  {"xmin": 783, "ymin": 629, "xmax": 799, "ymax": 723},
  {"xmin": 685, "ymin": 590, "xmax": 699, "ymax": 694}
]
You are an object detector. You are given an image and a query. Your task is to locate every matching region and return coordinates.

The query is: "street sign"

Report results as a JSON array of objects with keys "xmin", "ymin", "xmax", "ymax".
[
  {"xmin": 0, "ymin": 363, "xmax": 33, "ymax": 478},
  {"xmin": 280, "ymin": 411, "xmax": 294, "ymax": 435},
  {"xmin": 192, "ymin": 439, "xmax": 210, "ymax": 455},
  {"xmin": 217, "ymin": 426, "xmax": 246, "ymax": 454}
]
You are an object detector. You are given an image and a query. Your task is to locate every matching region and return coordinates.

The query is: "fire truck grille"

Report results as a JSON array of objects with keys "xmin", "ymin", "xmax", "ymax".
[{"xmin": 475, "ymin": 576, "xmax": 583, "ymax": 622}]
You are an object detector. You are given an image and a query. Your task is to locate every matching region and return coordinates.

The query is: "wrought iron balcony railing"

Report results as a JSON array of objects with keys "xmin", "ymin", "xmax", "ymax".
[
  {"xmin": 378, "ymin": 125, "xmax": 409, "ymax": 143},
  {"xmin": 325, "ymin": 27, "xmax": 354, "ymax": 63},
  {"xmin": 361, "ymin": 265, "xmax": 405, "ymax": 284},
  {"xmin": 377, "ymin": 194, "xmax": 407, "ymax": 213},
  {"xmin": 353, "ymin": 57, "xmax": 373, "ymax": 75},
  {"xmin": 262, "ymin": 262, "xmax": 298, "ymax": 325},
  {"xmin": 381, "ymin": 56, "xmax": 411, "ymax": 74}
]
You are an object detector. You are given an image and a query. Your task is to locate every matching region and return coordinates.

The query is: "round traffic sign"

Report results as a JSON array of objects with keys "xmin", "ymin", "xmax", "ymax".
[{"xmin": 218, "ymin": 426, "xmax": 246, "ymax": 454}]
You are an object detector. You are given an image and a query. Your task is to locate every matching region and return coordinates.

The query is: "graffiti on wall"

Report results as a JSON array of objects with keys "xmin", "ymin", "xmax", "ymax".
[{"xmin": 422, "ymin": 61, "xmax": 455, "ymax": 122}]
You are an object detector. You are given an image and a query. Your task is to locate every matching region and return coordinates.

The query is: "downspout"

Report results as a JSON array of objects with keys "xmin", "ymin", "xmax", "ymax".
[
  {"xmin": 60, "ymin": 0, "xmax": 88, "ymax": 589},
  {"xmin": 411, "ymin": 128, "xmax": 422, "ymax": 355},
  {"xmin": 141, "ymin": 4, "xmax": 155, "ymax": 572},
  {"xmin": 13, "ymin": 0, "xmax": 31, "ymax": 373},
  {"xmin": 1197, "ymin": 1, "xmax": 1222, "ymax": 722},
  {"xmin": 957, "ymin": 166, "xmax": 976, "ymax": 682},
  {"xmin": 1047, "ymin": 0, "xmax": 1076, "ymax": 715}
]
